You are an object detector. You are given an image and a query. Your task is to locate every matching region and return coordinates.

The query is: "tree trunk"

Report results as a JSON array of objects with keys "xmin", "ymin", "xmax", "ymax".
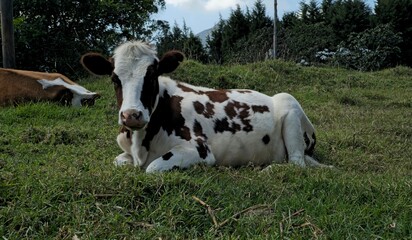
[{"xmin": 1, "ymin": 0, "xmax": 16, "ymax": 68}]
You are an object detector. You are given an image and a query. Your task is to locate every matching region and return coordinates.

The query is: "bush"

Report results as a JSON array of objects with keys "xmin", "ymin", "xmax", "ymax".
[{"xmin": 332, "ymin": 24, "xmax": 402, "ymax": 71}]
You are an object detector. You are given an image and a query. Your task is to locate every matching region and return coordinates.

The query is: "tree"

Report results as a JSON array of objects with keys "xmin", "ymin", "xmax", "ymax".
[
  {"xmin": 221, "ymin": 5, "xmax": 250, "ymax": 62},
  {"xmin": 300, "ymin": 0, "xmax": 322, "ymax": 24},
  {"xmin": 206, "ymin": 1, "xmax": 272, "ymax": 64},
  {"xmin": 280, "ymin": 21, "xmax": 336, "ymax": 63},
  {"xmin": 206, "ymin": 17, "xmax": 225, "ymax": 64},
  {"xmin": 278, "ymin": 0, "xmax": 373, "ymax": 63},
  {"xmin": 328, "ymin": 0, "xmax": 372, "ymax": 42},
  {"xmin": 375, "ymin": 0, "xmax": 412, "ymax": 66},
  {"xmin": 5, "ymin": 0, "xmax": 165, "ymax": 78},
  {"xmin": 333, "ymin": 24, "xmax": 402, "ymax": 71},
  {"xmin": 156, "ymin": 22, "xmax": 208, "ymax": 63}
]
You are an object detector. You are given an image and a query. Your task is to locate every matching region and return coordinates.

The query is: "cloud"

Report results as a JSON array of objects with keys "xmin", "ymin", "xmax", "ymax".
[
  {"xmin": 204, "ymin": 0, "xmax": 241, "ymax": 11},
  {"xmin": 165, "ymin": 0, "xmax": 202, "ymax": 9},
  {"xmin": 165, "ymin": 0, "xmax": 245, "ymax": 12}
]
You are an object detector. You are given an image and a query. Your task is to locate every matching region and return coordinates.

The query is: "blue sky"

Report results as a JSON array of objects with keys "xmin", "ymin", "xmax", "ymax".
[{"xmin": 154, "ymin": 0, "xmax": 376, "ymax": 34}]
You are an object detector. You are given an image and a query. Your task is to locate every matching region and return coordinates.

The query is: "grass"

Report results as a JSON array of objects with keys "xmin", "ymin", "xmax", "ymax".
[{"xmin": 1, "ymin": 60, "xmax": 411, "ymax": 239}]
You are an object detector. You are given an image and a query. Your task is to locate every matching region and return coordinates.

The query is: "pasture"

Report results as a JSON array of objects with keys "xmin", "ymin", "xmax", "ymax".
[{"xmin": 1, "ymin": 60, "xmax": 411, "ymax": 239}]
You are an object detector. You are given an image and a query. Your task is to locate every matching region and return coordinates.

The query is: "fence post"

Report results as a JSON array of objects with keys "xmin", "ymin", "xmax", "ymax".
[{"xmin": 1, "ymin": 0, "xmax": 16, "ymax": 68}]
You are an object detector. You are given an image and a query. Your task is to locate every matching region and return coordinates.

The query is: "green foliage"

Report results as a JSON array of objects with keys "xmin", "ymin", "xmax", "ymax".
[
  {"xmin": 279, "ymin": 22, "xmax": 336, "ymax": 63},
  {"xmin": 374, "ymin": 0, "xmax": 412, "ymax": 66},
  {"xmin": 156, "ymin": 22, "xmax": 208, "ymax": 63},
  {"xmin": 300, "ymin": 0, "xmax": 322, "ymax": 24},
  {"xmin": 6, "ymin": 0, "xmax": 165, "ymax": 78},
  {"xmin": 279, "ymin": 0, "xmax": 373, "ymax": 64},
  {"xmin": 327, "ymin": 0, "xmax": 372, "ymax": 40},
  {"xmin": 206, "ymin": 17, "xmax": 225, "ymax": 64},
  {"xmin": 333, "ymin": 24, "xmax": 403, "ymax": 71},
  {"xmin": 206, "ymin": 0, "xmax": 273, "ymax": 64}
]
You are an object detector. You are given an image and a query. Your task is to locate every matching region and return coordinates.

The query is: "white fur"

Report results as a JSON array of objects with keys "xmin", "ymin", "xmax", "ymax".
[
  {"xmin": 113, "ymin": 41, "xmax": 158, "ymax": 125},
  {"xmin": 37, "ymin": 78, "xmax": 97, "ymax": 106}
]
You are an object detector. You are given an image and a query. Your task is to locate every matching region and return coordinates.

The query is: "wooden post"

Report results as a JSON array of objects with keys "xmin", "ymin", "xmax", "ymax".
[
  {"xmin": 1, "ymin": 0, "xmax": 16, "ymax": 68},
  {"xmin": 273, "ymin": 0, "xmax": 277, "ymax": 59}
]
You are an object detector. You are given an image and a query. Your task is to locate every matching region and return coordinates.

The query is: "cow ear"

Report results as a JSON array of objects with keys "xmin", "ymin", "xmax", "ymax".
[
  {"xmin": 158, "ymin": 51, "xmax": 185, "ymax": 74},
  {"xmin": 81, "ymin": 53, "xmax": 113, "ymax": 76}
]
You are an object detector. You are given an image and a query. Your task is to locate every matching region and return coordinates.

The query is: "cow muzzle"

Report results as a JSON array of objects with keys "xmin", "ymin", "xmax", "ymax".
[{"xmin": 120, "ymin": 109, "xmax": 147, "ymax": 130}]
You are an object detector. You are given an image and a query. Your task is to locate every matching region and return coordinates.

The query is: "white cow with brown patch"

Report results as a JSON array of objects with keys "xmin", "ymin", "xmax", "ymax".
[
  {"xmin": 81, "ymin": 41, "xmax": 330, "ymax": 172},
  {"xmin": 0, "ymin": 68, "xmax": 99, "ymax": 107}
]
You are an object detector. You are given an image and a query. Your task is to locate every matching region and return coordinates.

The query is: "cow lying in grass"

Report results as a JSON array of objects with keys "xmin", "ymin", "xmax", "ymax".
[
  {"xmin": 81, "ymin": 41, "xmax": 330, "ymax": 172},
  {"xmin": 0, "ymin": 68, "xmax": 99, "ymax": 107}
]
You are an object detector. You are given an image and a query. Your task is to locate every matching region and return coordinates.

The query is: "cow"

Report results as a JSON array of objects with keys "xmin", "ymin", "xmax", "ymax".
[
  {"xmin": 81, "ymin": 41, "xmax": 331, "ymax": 172},
  {"xmin": 0, "ymin": 68, "xmax": 99, "ymax": 107}
]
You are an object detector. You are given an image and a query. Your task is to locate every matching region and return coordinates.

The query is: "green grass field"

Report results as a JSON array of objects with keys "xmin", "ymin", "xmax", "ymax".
[{"xmin": 1, "ymin": 60, "xmax": 411, "ymax": 239}]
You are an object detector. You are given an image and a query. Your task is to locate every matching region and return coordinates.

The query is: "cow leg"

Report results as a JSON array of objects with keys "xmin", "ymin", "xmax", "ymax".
[
  {"xmin": 282, "ymin": 110, "xmax": 307, "ymax": 167},
  {"xmin": 145, "ymin": 144, "xmax": 216, "ymax": 173},
  {"xmin": 114, "ymin": 152, "xmax": 133, "ymax": 166},
  {"xmin": 113, "ymin": 131, "xmax": 133, "ymax": 166},
  {"xmin": 283, "ymin": 111, "xmax": 332, "ymax": 168},
  {"xmin": 304, "ymin": 155, "xmax": 334, "ymax": 168}
]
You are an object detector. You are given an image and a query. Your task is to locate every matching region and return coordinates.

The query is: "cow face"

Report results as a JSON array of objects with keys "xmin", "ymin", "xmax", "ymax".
[{"xmin": 81, "ymin": 41, "xmax": 184, "ymax": 130}]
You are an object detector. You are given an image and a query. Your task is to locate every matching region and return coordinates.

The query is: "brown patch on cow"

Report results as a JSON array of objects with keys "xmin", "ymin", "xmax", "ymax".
[
  {"xmin": 214, "ymin": 100, "xmax": 257, "ymax": 134},
  {"xmin": 120, "ymin": 126, "xmax": 132, "ymax": 138},
  {"xmin": 162, "ymin": 152, "xmax": 174, "ymax": 160},
  {"xmin": 252, "ymin": 105, "xmax": 270, "ymax": 113},
  {"xmin": 206, "ymin": 91, "xmax": 229, "ymax": 103},
  {"xmin": 224, "ymin": 101, "xmax": 250, "ymax": 119},
  {"xmin": 140, "ymin": 62, "xmax": 160, "ymax": 114},
  {"xmin": 196, "ymin": 139, "xmax": 210, "ymax": 159},
  {"xmin": 111, "ymin": 73, "xmax": 123, "ymax": 108},
  {"xmin": 262, "ymin": 135, "xmax": 270, "ymax": 145},
  {"xmin": 223, "ymin": 100, "xmax": 253, "ymax": 132},
  {"xmin": 193, "ymin": 101, "xmax": 204, "ymax": 115},
  {"xmin": 214, "ymin": 118, "xmax": 231, "ymax": 133},
  {"xmin": 193, "ymin": 120, "xmax": 204, "ymax": 138},
  {"xmin": 205, "ymin": 102, "xmax": 215, "ymax": 118},
  {"xmin": 193, "ymin": 120, "xmax": 210, "ymax": 159},
  {"xmin": 177, "ymin": 83, "xmax": 229, "ymax": 103},
  {"xmin": 214, "ymin": 117, "xmax": 243, "ymax": 134},
  {"xmin": 177, "ymin": 83, "xmax": 196, "ymax": 93},
  {"xmin": 142, "ymin": 90, "xmax": 191, "ymax": 151},
  {"xmin": 193, "ymin": 101, "xmax": 215, "ymax": 118}
]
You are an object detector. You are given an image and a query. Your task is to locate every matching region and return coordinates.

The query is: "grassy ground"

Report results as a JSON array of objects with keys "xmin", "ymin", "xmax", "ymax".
[{"xmin": 1, "ymin": 60, "xmax": 411, "ymax": 239}]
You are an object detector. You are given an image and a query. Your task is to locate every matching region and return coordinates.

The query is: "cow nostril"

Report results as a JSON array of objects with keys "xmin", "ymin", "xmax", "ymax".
[
  {"xmin": 131, "ymin": 112, "xmax": 142, "ymax": 120},
  {"xmin": 121, "ymin": 110, "xmax": 143, "ymax": 124}
]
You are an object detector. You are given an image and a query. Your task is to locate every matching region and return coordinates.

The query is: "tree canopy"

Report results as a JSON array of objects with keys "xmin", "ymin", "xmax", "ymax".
[
  {"xmin": 4, "ymin": 0, "xmax": 165, "ymax": 78},
  {"xmin": 2, "ymin": 0, "xmax": 412, "ymax": 73}
]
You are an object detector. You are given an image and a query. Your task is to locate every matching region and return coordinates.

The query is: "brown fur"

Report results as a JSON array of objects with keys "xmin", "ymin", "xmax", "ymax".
[{"xmin": 0, "ymin": 68, "xmax": 77, "ymax": 106}]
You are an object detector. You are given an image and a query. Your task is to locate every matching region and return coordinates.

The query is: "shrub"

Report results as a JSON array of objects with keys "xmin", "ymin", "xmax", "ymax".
[{"xmin": 332, "ymin": 24, "xmax": 402, "ymax": 71}]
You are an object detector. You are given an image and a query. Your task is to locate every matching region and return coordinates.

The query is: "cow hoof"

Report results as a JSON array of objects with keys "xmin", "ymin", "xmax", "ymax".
[{"xmin": 113, "ymin": 153, "xmax": 133, "ymax": 166}]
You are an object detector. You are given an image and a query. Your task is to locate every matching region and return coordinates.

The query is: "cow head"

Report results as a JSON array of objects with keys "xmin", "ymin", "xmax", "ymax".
[{"xmin": 81, "ymin": 41, "xmax": 184, "ymax": 130}]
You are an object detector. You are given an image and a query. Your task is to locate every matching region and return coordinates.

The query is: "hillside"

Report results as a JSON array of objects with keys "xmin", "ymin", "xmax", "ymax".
[{"xmin": 1, "ymin": 60, "xmax": 411, "ymax": 239}]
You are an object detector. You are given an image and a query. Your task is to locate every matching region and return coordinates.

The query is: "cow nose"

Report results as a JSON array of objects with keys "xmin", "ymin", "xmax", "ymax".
[{"xmin": 120, "ymin": 109, "xmax": 145, "ymax": 129}]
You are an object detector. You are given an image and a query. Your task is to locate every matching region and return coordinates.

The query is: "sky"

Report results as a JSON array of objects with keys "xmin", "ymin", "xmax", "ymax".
[{"xmin": 154, "ymin": 0, "xmax": 376, "ymax": 34}]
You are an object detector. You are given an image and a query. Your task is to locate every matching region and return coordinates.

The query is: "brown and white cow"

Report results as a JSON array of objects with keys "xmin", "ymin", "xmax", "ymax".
[
  {"xmin": 0, "ymin": 68, "xmax": 99, "ymax": 107},
  {"xmin": 81, "ymin": 41, "xmax": 330, "ymax": 172}
]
